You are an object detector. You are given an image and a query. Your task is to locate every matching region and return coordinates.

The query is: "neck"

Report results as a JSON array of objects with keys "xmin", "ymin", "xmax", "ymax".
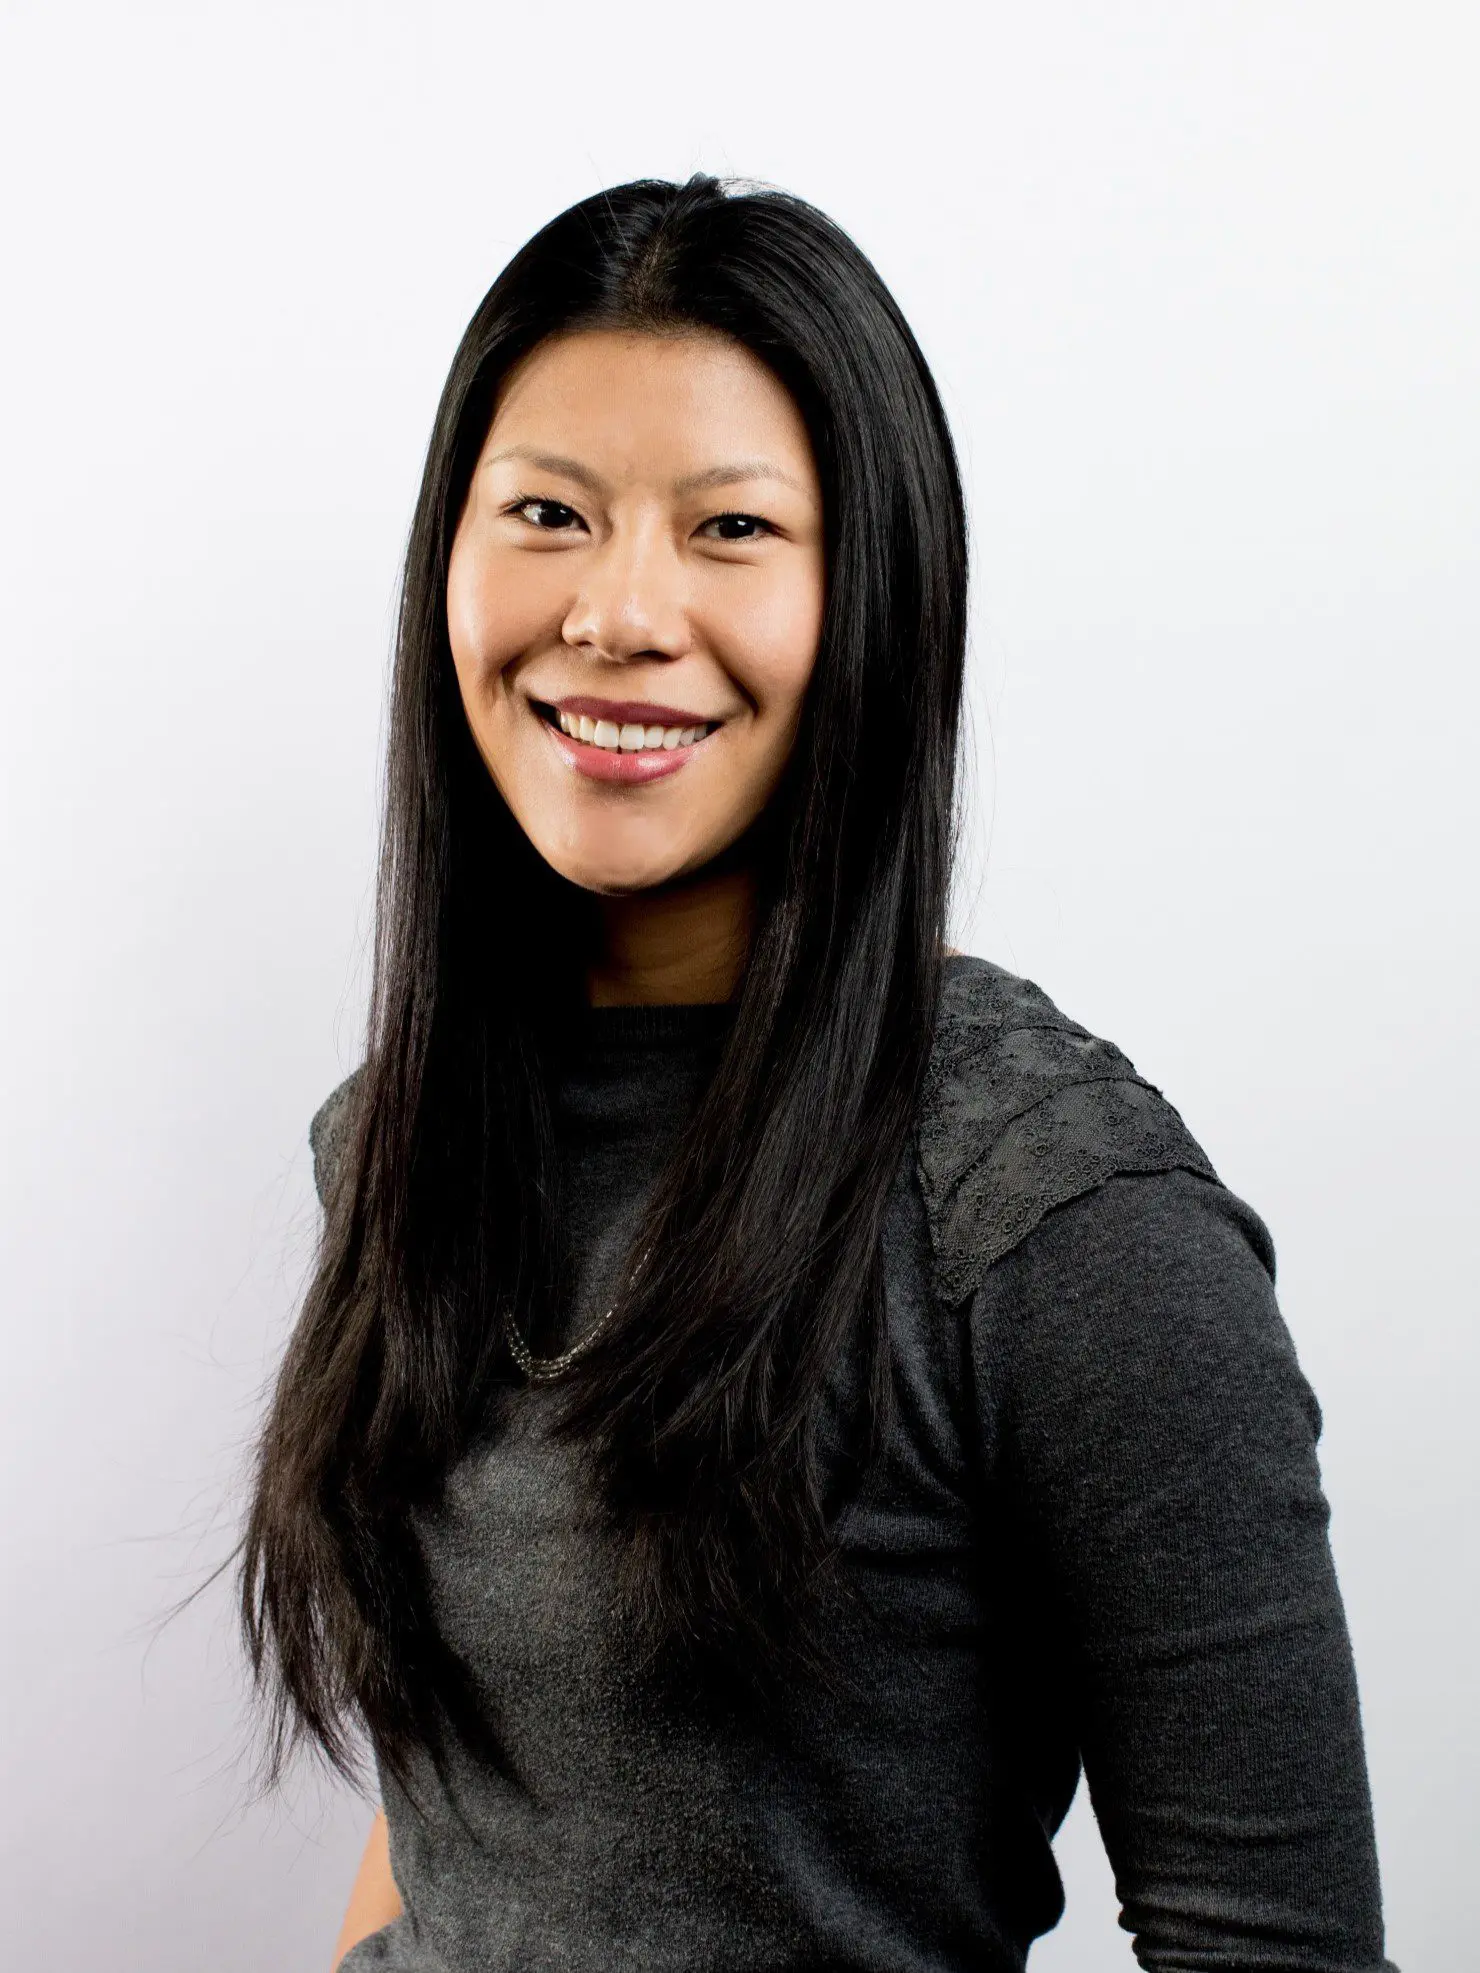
[{"xmin": 586, "ymin": 864, "xmax": 756, "ymax": 1007}]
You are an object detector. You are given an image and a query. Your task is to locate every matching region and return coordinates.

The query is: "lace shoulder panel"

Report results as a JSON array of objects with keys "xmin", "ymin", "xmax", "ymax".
[
  {"xmin": 308, "ymin": 1066, "xmax": 365, "ymax": 1209},
  {"xmin": 917, "ymin": 957, "xmax": 1217, "ymax": 1306}
]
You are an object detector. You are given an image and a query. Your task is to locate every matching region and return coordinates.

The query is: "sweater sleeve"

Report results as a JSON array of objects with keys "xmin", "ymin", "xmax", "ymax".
[
  {"xmin": 970, "ymin": 1167, "xmax": 1396, "ymax": 1971},
  {"xmin": 309, "ymin": 1067, "xmax": 363, "ymax": 1210}
]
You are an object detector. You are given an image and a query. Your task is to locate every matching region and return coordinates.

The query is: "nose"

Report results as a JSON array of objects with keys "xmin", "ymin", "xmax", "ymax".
[{"xmin": 560, "ymin": 521, "xmax": 692, "ymax": 664}]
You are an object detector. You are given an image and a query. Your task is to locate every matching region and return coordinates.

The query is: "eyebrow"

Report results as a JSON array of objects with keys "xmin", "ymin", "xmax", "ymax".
[
  {"xmin": 482, "ymin": 445, "xmax": 811, "ymax": 500},
  {"xmin": 672, "ymin": 460, "xmax": 811, "ymax": 498}
]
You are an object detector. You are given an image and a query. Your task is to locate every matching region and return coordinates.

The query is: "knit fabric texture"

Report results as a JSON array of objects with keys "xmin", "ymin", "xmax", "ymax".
[{"xmin": 312, "ymin": 955, "xmax": 1394, "ymax": 1972}]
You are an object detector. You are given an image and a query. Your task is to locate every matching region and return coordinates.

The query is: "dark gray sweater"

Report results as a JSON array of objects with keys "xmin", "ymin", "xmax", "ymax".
[{"xmin": 317, "ymin": 955, "xmax": 1394, "ymax": 1971}]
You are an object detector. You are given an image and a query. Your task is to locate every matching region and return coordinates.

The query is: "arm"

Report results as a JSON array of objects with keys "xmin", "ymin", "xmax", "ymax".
[
  {"xmin": 331, "ymin": 1811, "xmax": 404, "ymax": 1970},
  {"xmin": 975, "ymin": 1168, "xmax": 1396, "ymax": 1971}
]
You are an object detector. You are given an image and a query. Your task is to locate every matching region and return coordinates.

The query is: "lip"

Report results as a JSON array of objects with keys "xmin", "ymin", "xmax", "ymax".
[
  {"xmin": 533, "ymin": 701, "xmax": 716, "ymax": 785},
  {"xmin": 552, "ymin": 695, "xmax": 721, "ymax": 729}
]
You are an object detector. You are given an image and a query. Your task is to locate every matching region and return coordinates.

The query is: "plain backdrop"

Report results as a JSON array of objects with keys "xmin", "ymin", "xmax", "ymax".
[{"xmin": 2, "ymin": 3, "xmax": 1475, "ymax": 1968}]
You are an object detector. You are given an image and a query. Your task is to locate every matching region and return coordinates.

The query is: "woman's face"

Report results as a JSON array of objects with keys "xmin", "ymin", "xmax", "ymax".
[{"xmin": 446, "ymin": 328, "xmax": 826, "ymax": 894}]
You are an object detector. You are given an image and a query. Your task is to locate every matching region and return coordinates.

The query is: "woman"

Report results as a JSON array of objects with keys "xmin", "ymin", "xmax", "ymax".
[{"xmin": 242, "ymin": 176, "xmax": 1395, "ymax": 1971}]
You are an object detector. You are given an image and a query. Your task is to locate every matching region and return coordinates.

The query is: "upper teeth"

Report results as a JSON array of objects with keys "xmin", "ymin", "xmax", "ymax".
[{"xmin": 555, "ymin": 711, "xmax": 711, "ymax": 752}]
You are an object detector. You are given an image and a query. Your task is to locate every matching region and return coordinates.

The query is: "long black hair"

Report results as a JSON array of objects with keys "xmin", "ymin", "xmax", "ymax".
[{"xmin": 241, "ymin": 174, "xmax": 968, "ymax": 1783}]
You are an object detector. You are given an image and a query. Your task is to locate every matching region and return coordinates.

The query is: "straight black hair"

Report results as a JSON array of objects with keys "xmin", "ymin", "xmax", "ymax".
[{"xmin": 241, "ymin": 174, "xmax": 968, "ymax": 1784}]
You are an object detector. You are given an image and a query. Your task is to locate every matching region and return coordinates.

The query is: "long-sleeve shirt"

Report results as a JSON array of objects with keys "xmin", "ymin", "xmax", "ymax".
[{"xmin": 317, "ymin": 954, "xmax": 1395, "ymax": 1970}]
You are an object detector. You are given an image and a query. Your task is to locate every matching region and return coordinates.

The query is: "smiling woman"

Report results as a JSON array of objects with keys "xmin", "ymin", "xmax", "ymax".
[
  {"xmin": 240, "ymin": 176, "xmax": 1396, "ymax": 1973},
  {"xmin": 446, "ymin": 329, "xmax": 826, "ymax": 989}
]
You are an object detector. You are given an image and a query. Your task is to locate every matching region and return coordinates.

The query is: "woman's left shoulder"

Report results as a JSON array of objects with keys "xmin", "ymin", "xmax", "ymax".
[{"xmin": 917, "ymin": 954, "xmax": 1221, "ymax": 1307}]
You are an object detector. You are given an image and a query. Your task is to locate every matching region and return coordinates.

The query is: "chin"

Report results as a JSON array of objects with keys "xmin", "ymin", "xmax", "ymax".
[{"xmin": 540, "ymin": 839, "xmax": 697, "ymax": 898}]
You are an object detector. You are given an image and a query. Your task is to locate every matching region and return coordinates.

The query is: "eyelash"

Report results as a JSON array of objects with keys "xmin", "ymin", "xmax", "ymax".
[
  {"xmin": 507, "ymin": 494, "xmax": 581, "ymax": 530},
  {"xmin": 505, "ymin": 495, "xmax": 773, "ymax": 541},
  {"xmin": 705, "ymin": 511, "xmax": 773, "ymax": 541}
]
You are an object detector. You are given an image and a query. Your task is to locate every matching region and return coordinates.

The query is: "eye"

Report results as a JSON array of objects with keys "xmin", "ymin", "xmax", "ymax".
[
  {"xmin": 509, "ymin": 496, "xmax": 584, "ymax": 532},
  {"xmin": 699, "ymin": 512, "xmax": 773, "ymax": 543}
]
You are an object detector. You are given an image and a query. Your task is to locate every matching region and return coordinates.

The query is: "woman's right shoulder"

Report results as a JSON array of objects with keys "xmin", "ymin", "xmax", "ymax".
[{"xmin": 309, "ymin": 1066, "xmax": 365, "ymax": 1209}]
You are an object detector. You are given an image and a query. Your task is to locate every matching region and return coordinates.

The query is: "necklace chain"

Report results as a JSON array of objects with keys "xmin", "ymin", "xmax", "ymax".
[
  {"xmin": 502, "ymin": 1246, "xmax": 651, "ymax": 1386},
  {"xmin": 501, "ymin": 1299, "xmax": 616, "ymax": 1386}
]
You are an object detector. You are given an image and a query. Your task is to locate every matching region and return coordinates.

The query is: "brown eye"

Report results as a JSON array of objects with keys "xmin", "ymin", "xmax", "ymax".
[
  {"xmin": 701, "ymin": 512, "xmax": 771, "ymax": 542},
  {"xmin": 513, "ymin": 498, "xmax": 582, "ymax": 531}
]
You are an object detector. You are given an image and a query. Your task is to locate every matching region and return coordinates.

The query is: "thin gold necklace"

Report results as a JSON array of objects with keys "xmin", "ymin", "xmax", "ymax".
[{"xmin": 502, "ymin": 1247, "xmax": 651, "ymax": 1386}]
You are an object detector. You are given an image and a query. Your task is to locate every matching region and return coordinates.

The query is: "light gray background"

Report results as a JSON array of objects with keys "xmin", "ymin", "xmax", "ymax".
[{"xmin": 2, "ymin": 3, "xmax": 1474, "ymax": 1967}]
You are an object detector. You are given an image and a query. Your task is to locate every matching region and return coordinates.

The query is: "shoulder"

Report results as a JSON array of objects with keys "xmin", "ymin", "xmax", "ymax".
[
  {"xmin": 917, "ymin": 955, "xmax": 1218, "ymax": 1306},
  {"xmin": 308, "ymin": 1065, "xmax": 365, "ymax": 1208}
]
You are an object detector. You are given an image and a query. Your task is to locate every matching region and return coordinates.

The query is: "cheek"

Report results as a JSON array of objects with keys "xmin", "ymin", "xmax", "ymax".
[
  {"xmin": 446, "ymin": 539, "xmax": 556, "ymax": 699},
  {"xmin": 721, "ymin": 565, "xmax": 825, "ymax": 717}
]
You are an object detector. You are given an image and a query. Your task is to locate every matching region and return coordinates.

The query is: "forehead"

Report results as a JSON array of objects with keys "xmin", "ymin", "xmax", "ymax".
[{"xmin": 484, "ymin": 328, "xmax": 817, "ymax": 481}]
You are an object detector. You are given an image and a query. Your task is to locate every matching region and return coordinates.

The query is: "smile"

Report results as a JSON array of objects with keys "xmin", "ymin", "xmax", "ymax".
[
  {"xmin": 552, "ymin": 708, "xmax": 714, "ymax": 753},
  {"xmin": 532, "ymin": 698, "xmax": 722, "ymax": 785}
]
